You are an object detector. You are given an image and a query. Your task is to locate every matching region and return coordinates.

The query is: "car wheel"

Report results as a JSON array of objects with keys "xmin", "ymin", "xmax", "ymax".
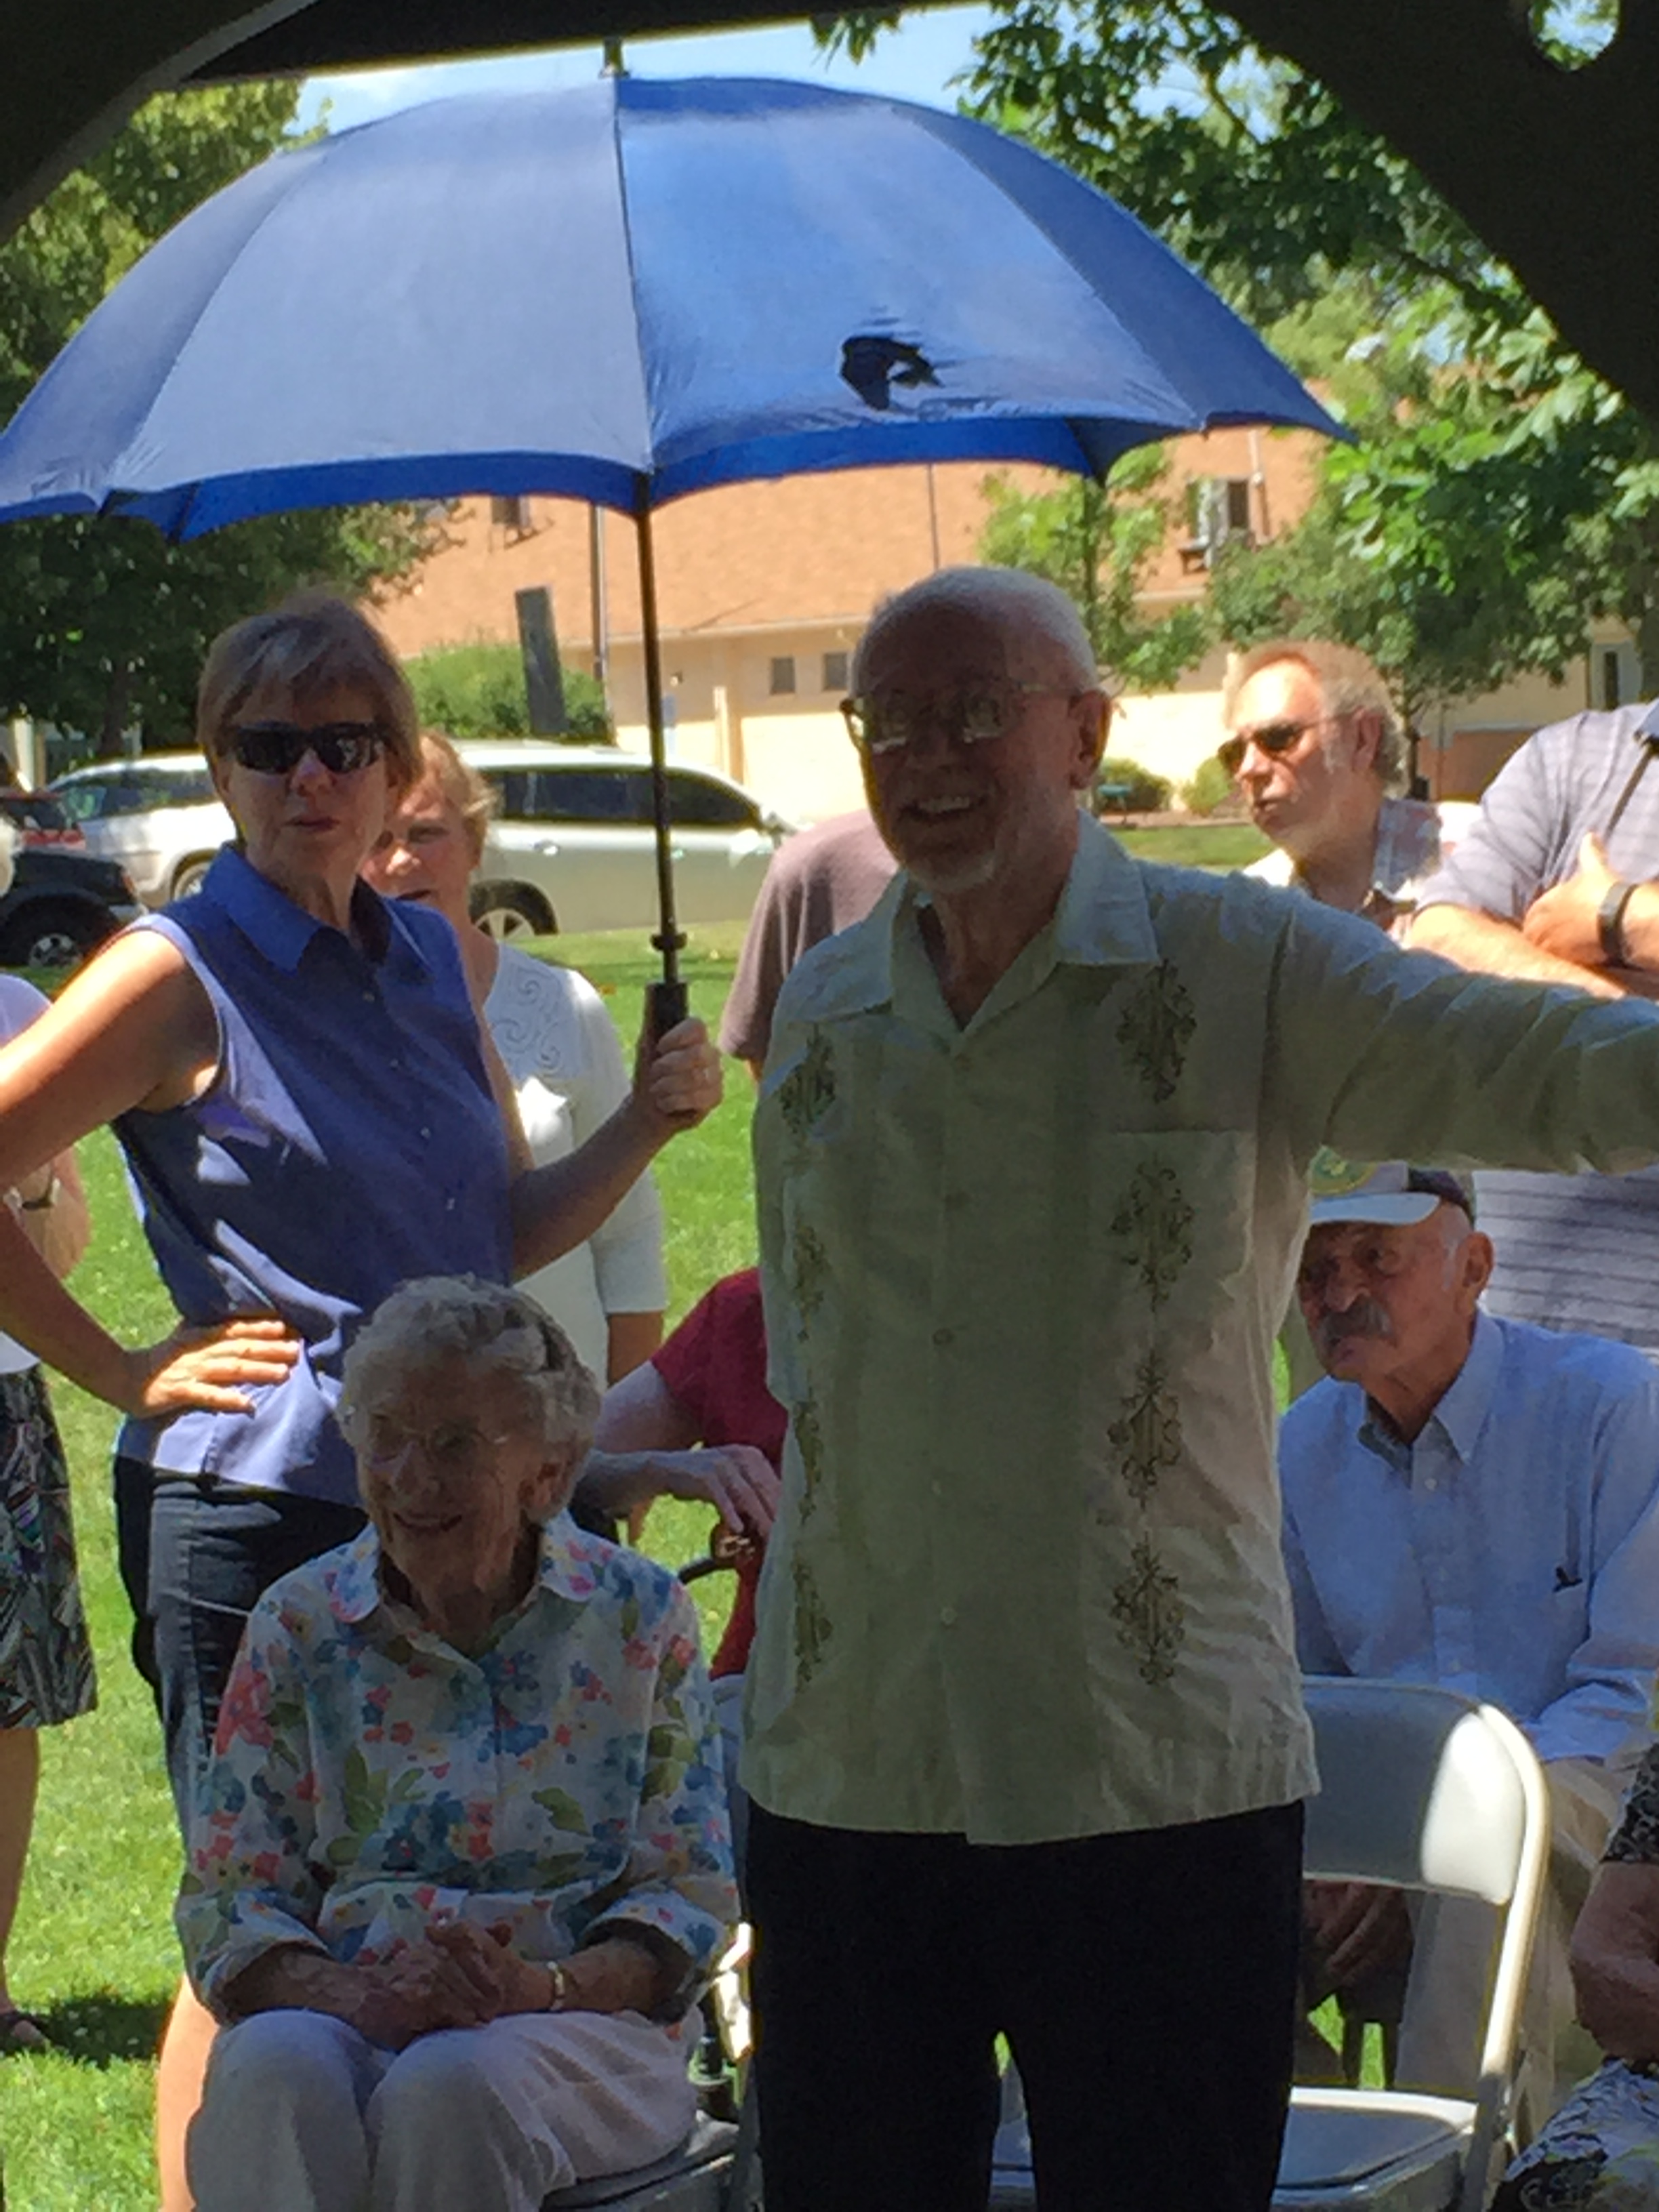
[
  {"xmin": 170, "ymin": 857, "xmax": 213, "ymax": 899},
  {"xmin": 469, "ymin": 884, "xmax": 555, "ymax": 941},
  {"xmin": 0, "ymin": 900, "xmax": 112, "ymax": 969}
]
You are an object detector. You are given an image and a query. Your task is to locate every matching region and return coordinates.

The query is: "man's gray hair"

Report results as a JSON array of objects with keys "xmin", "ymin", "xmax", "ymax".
[
  {"xmin": 1223, "ymin": 639, "xmax": 1408, "ymax": 794},
  {"xmin": 852, "ymin": 566, "xmax": 1101, "ymax": 694},
  {"xmin": 340, "ymin": 1275, "xmax": 601, "ymax": 1460}
]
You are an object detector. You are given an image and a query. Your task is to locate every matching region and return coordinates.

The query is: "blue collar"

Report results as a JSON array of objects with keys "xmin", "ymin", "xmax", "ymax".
[
  {"xmin": 1357, "ymin": 1311, "xmax": 1500, "ymax": 1472},
  {"xmin": 200, "ymin": 844, "xmax": 427, "ymax": 979}
]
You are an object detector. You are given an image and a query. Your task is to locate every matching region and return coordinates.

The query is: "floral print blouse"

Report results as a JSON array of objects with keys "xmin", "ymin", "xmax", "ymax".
[{"xmin": 177, "ymin": 1518, "xmax": 737, "ymax": 2019}]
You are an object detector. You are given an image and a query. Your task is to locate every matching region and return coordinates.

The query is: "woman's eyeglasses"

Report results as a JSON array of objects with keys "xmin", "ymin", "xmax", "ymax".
[
  {"xmin": 225, "ymin": 720, "xmax": 386, "ymax": 777},
  {"xmin": 360, "ymin": 1418, "xmax": 512, "ymax": 1480},
  {"xmin": 1216, "ymin": 715, "xmax": 1343, "ymax": 779}
]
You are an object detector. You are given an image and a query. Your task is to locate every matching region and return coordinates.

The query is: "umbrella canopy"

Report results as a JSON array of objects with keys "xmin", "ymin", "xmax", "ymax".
[
  {"xmin": 0, "ymin": 76, "xmax": 1340, "ymax": 1006},
  {"xmin": 0, "ymin": 75, "xmax": 1336, "ymax": 534}
]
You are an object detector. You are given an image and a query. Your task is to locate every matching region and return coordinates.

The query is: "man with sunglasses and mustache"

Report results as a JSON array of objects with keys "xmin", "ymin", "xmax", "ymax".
[
  {"xmin": 1221, "ymin": 640, "xmax": 1474, "ymax": 933},
  {"xmin": 1282, "ymin": 1162, "xmax": 1659, "ymax": 2126}
]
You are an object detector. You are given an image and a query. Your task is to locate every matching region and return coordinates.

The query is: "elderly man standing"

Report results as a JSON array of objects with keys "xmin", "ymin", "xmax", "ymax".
[
  {"xmin": 1282, "ymin": 1163, "xmax": 1659, "ymax": 2121},
  {"xmin": 744, "ymin": 565, "xmax": 1659, "ymax": 2212},
  {"xmin": 1222, "ymin": 638, "xmax": 1471, "ymax": 928}
]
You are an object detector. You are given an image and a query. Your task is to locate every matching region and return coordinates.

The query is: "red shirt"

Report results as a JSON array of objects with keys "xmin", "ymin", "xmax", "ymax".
[{"xmin": 651, "ymin": 1268, "xmax": 782, "ymax": 1676}]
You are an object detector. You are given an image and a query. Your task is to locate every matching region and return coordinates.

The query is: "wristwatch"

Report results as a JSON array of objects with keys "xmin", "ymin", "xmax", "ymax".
[
  {"xmin": 1598, "ymin": 878, "xmax": 1641, "ymax": 968},
  {"xmin": 544, "ymin": 1960, "xmax": 569, "ymax": 2011}
]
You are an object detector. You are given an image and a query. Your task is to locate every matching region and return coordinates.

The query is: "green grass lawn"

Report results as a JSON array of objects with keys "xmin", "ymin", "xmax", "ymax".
[
  {"xmin": 2, "ymin": 828, "xmax": 1295, "ymax": 2203},
  {"xmin": 4, "ymin": 920, "xmax": 757, "ymax": 2211},
  {"xmin": 1115, "ymin": 821, "xmax": 1270, "ymax": 869}
]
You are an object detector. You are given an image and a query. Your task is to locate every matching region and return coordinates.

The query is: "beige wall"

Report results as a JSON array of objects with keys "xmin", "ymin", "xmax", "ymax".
[{"xmin": 371, "ymin": 446, "xmax": 1637, "ymax": 825}]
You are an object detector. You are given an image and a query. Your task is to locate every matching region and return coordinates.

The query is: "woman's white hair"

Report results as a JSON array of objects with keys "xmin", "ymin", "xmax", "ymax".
[
  {"xmin": 0, "ymin": 817, "xmax": 14, "ymax": 901},
  {"xmin": 339, "ymin": 1275, "xmax": 601, "ymax": 1459},
  {"xmin": 852, "ymin": 566, "xmax": 1102, "ymax": 694}
]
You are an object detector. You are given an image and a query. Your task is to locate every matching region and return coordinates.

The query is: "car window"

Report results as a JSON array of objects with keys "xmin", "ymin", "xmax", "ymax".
[
  {"xmin": 665, "ymin": 772, "xmax": 763, "ymax": 830},
  {"xmin": 51, "ymin": 781, "xmax": 113, "ymax": 823},
  {"xmin": 134, "ymin": 769, "xmax": 217, "ymax": 807},
  {"xmin": 53, "ymin": 767, "xmax": 216, "ymax": 819},
  {"xmin": 491, "ymin": 768, "xmax": 655, "ymax": 827}
]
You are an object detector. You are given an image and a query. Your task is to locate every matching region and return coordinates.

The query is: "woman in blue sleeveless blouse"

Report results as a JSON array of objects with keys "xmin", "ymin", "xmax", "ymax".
[{"xmin": 0, "ymin": 595, "xmax": 720, "ymax": 2194}]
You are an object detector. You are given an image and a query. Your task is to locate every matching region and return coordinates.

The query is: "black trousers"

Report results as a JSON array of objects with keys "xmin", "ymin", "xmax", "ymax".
[
  {"xmin": 114, "ymin": 1457, "xmax": 365, "ymax": 1835},
  {"xmin": 747, "ymin": 1797, "xmax": 1304, "ymax": 2212}
]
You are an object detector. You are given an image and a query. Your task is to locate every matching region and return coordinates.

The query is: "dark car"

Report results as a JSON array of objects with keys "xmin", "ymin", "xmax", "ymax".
[
  {"xmin": 0, "ymin": 788, "xmax": 85, "ymax": 848},
  {"xmin": 0, "ymin": 842, "xmax": 140, "ymax": 966}
]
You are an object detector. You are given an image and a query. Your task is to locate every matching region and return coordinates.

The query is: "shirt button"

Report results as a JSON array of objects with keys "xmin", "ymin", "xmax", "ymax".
[
  {"xmin": 932, "ymin": 1327, "xmax": 954, "ymax": 1348},
  {"xmin": 931, "ymin": 1480, "xmax": 943, "ymax": 1499},
  {"xmin": 1423, "ymin": 1476, "xmax": 1438, "ymax": 1494},
  {"xmin": 939, "ymin": 1606, "xmax": 958, "ymax": 1627},
  {"xmin": 445, "ymin": 1196, "xmax": 456, "ymax": 1211},
  {"xmin": 419, "ymin": 1127, "xmax": 432, "ymax": 1141}
]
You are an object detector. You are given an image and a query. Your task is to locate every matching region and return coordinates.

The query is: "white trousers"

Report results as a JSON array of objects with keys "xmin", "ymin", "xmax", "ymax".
[{"xmin": 187, "ymin": 2007, "xmax": 698, "ymax": 2212}]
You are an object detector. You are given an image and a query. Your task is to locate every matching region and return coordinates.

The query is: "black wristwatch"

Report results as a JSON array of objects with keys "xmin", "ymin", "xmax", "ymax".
[{"xmin": 1598, "ymin": 878, "xmax": 1641, "ymax": 968}]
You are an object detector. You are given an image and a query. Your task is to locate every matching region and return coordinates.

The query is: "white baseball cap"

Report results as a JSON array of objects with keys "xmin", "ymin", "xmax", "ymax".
[{"xmin": 1308, "ymin": 1160, "xmax": 1475, "ymax": 1228}]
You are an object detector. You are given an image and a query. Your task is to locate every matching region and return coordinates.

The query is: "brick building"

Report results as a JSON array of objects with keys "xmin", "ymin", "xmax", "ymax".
[{"xmin": 372, "ymin": 424, "xmax": 1620, "ymax": 824}]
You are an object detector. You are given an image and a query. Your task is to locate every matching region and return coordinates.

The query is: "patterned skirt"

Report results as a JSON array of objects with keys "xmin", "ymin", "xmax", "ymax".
[
  {"xmin": 1495, "ymin": 2061, "xmax": 1659, "ymax": 2209},
  {"xmin": 0, "ymin": 1365, "xmax": 97, "ymax": 1728}
]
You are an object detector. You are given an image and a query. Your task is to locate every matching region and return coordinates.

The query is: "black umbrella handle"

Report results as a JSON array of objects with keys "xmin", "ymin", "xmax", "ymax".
[{"xmin": 649, "ymin": 976, "xmax": 689, "ymax": 1033}]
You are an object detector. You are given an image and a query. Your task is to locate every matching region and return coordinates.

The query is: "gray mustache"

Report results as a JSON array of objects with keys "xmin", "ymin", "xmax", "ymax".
[{"xmin": 1311, "ymin": 1299, "xmax": 1393, "ymax": 1359}]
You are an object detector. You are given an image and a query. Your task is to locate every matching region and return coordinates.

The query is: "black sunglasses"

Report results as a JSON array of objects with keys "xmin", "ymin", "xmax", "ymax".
[
  {"xmin": 224, "ymin": 720, "xmax": 386, "ymax": 777},
  {"xmin": 1216, "ymin": 715, "xmax": 1343, "ymax": 778}
]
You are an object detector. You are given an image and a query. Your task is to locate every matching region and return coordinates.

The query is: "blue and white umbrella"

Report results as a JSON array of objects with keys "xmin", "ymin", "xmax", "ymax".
[{"xmin": 0, "ymin": 75, "xmax": 1338, "ymax": 1000}]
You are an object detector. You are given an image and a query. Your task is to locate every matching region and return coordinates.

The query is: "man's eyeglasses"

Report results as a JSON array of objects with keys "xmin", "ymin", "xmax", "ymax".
[
  {"xmin": 1216, "ymin": 715, "xmax": 1343, "ymax": 779},
  {"xmin": 841, "ymin": 680, "xmax": 1076, "ymax": 757},
  {"xmin": 225, "ymin": 720, "xmax": 386, "ymax": 777}
]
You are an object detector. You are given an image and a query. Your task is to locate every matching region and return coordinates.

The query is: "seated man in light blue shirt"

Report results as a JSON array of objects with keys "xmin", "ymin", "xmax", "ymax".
[{"xmin": 1282, "ymin": 1161, "xmax": 1659, "ymax": 2118}]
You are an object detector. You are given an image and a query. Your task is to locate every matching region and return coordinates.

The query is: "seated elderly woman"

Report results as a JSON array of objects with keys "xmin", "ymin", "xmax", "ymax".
[
  {"xmin": 178, "ymin": 1275, "xmax": 737, "ymax": 2212},
  {"xmin": 1496, "ymin": 1742, "xmax": 1659, "ymax": 2209}
]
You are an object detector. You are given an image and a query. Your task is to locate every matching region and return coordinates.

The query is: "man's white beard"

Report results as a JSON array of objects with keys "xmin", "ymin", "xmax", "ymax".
[{"xmin": 904, "ymin": 847, "xmax": 1000, "ymax": 898}]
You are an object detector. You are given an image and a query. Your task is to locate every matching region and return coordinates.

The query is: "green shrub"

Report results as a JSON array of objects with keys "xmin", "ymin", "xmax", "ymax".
[
  {"xmin": 1179, "ymin": 756, "xmax": 1237, "ymax": 819},
  {"xmin": 405, "ymin": 640, "xmax": 612, "ymax": 741},
  {"xmin": 1094, "ymin": 754, "xmax": 1172, "ymax": 813}
]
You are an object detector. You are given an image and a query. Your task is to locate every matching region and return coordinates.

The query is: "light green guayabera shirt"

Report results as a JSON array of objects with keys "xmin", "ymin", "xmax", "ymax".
[{"xmin": 743, "ymin": 815, "xmax": 1659, "ymax": 1847}]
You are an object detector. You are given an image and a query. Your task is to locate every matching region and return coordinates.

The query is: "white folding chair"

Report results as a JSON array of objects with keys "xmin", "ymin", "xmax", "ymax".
[
  {"xmin": 987, "ymin": 1680, "xmax": 1549, "ymax": 2212},
  {"xmin": 1275, "ymin": 1679, "xmax": 1550, "ymax": 2212}
]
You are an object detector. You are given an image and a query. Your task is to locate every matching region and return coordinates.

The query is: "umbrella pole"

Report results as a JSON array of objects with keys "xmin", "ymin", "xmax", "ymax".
[{"xmin": 634, "ymin": 486, "xmax": 688, "ymax": 1032}]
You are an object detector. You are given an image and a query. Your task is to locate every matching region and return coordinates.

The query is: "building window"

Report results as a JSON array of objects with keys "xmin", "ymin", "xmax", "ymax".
[
  {"xmin": 491, "ymin": 495, "xmax": 531, "ymax": 533},
  {"xmin": 1602, "ymin": 647, "xmax": 1622, "ymax": 710},
  {"xmin": 822, "ymin": 650, "xmax": 850, "ymax": 693},
  {"xmin": 769, "ymin": 656, "xmax": 797, "ymax": 696},
  {"xmin": 1181, "ymin": 477, "xmax": 1254, "ymax": 571}
]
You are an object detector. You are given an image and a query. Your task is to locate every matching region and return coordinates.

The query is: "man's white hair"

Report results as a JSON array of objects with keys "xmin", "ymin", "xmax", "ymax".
[
  {"xmin": 340, "ymin": 1275, "xmax": 600, "ymax": 1460},
  {"xmin": 852, "ymin": 566, "xmax": 1101, "ymax": 694},
  {"xmin": 0, "ymin": 817, "xmax": 14, "ymax": 901},
  {"xmin": 1223, "ymin": 638, "xmax": 1408, "ymax": 794}
]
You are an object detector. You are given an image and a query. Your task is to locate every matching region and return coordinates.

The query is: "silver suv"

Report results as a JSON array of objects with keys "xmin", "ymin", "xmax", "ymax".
[
  {"xmin": 459, "ymin": 741, "xmax": 790, "ymax": 939},
  {"xmin": 50, "ymin": 743, "xmax": 790, "ymax": 934},
  {"xmin": 49, "ymin": 754, "xmax": 233, "ymax": 906}
]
